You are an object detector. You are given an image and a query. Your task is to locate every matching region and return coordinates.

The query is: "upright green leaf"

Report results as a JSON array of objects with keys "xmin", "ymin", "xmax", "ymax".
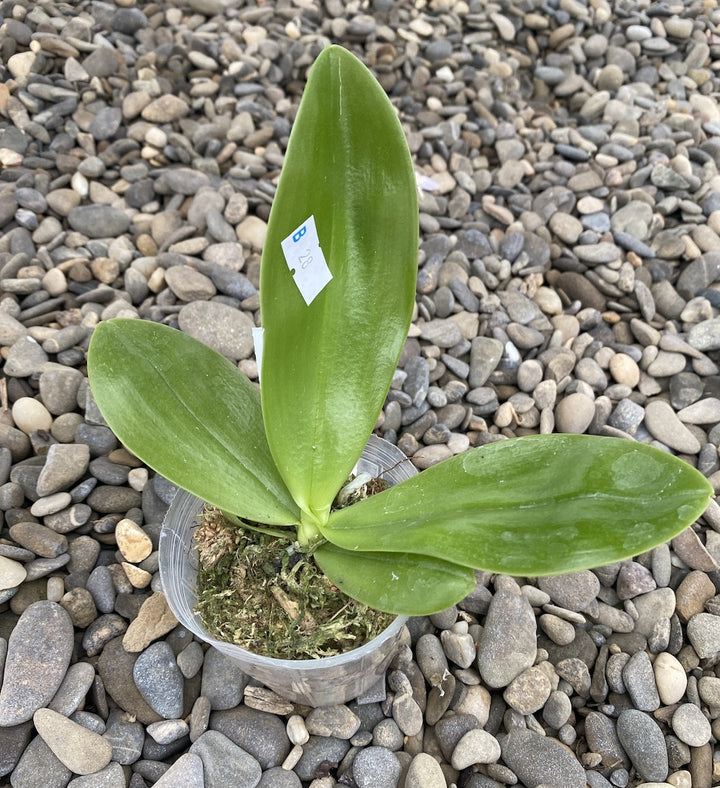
[
  {"xmin": 260, "ymin": 45, "xmax": 418, "ymax": 522},
  {"xmin": 322, "ymin": 435, "xmax": 713, "ymax": 576},
  {"xmin": 314, "ymin": 543, "xmax": 476, "ymax": 615},
  {"xmin": 87, "ymin": 319, "xmax": 300, "ymax": 524}
]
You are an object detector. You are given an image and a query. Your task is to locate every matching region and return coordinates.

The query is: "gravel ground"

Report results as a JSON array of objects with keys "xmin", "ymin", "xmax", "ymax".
[{"xmin": 1, "ymin": 0, "xmax": 720, "ymax": 786}]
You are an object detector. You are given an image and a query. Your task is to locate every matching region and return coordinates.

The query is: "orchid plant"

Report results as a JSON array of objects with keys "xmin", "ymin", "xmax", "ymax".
[{"xmin": 87, "ymin": 46, "xmax": 712, "ymax": 617}]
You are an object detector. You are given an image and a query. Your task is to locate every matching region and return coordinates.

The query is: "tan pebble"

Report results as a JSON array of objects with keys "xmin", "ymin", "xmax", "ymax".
[
  {"xmin": 554, "ymin": 392, "xmax": 595, "ymax": 434},
  {"xmin": 533, "ymin": 286, "xmax": 563, "ymax": 315},
  {"xmin": 115, "ymin": 519, "xmax": 153, "ymax": 563},
  {"xmin": 122, "ymin": 562, "xmax": 153, "ymax": 589},
  {"xmin": 503, "ymin": 665, "xmax": 552, "ymax": 715},
  {"xmin": 412, "ymin": 444, "xmax": 453, "ymax": 469},
  {"xmin": 281, "ymin": 744, "xmax": 304, "ymax": 771},
  {"xmin": 453, "ymin": 684, "xmax": 491, "ymax": 726},
  {"xmin": 675, "ymin": 570, "xmax": 716, "ymax": 622},
  {"xmin": 46, "ymin": 576, "xmax": 65, "ymax": 603},
  {"xmin": 122, "ymin": 592, "xmax": 178, "ymax": 652},
  {"xmin": 33, "ymin": 708, "xmax": 112, "ymax": 775},
  {"xmin": 0, "ymin": 147, "xmax": 22, "ymax": 166},
  {"xmin": 667, "ymin": 770, "xmax": 692, "ymax": 788},
  {"xmin": 406, "ymin": 754, "xmax": 446, "ymax": 786},
  {"xmin": 653, "ymin": 652, "xmax": 687, "ymax": 705},
  {"xmin": 90, "ymin": 257, "xmax": 119, "ymax": 284},
  {"xmin": 609, "ymin": 353, "xmax": 640, "ymax": 387},
  {"xmin": 539, "ymin": 613, "xmax": 576, "ymax": 645},
  {"xmin": 236, "ymin": 215, "xmax": 267, "ymax": 250},
  {"xmin": 141, "ymin": 94, "xmax": 188, "ymax": 123},
  {"xmin": 11, "ymin": 397, "xmax": 52, "ymax": 433},
  {"xmin": 42, "ymin": 268, "xmax": 68, "ymax": 297},
  {"xmin": 128, "ymin": 467, "xmax": 149, "ymax": 491}
]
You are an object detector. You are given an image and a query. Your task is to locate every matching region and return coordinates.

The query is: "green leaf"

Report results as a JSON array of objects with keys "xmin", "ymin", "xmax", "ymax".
[
  {"xmin": 87, "ymin": 319, "xmax": 300, "ymax": 525},
  {"xmin": 322, "ymin": 435, "xmax": 713, "ymax": 577},
  {"xmin": 314, "ymin": 543, "xmax": 476, "ymax": 616},
  {"xmin": 260, "ymin": 45, "xmax": 418, "ymax": 522}
]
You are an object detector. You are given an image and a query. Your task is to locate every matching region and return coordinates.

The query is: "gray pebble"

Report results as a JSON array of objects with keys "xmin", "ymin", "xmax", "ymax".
[
  {"xmin": 555, "ymin": 392, "xmax": 595, "ymax": 434},
  {"xmin": 68, "ymin": 205, "xmax": 130, "ymax": 238},
  {"xmin": 418, "ymin": 319, "xmax": 462, "ymax": 348},
  {"xmin": 47, "ymin": 662, "xmax": 95, "ymax": 716},
  {"xmin": 353, "ymin": 745, "xmax": 401, "ymax": 788},
  {"xmin": 103, "ymin": 711, "xmax": 145, "ymax": 765},
  {"xmin": 189, "ymin": 730, "xmax": 261, "ymax": 788},
  {"xmin": 133, "ymin": 641, "xmax": 184, "ymax": 719},
  {"xmin": 294, "ymin": 736, "xmax": 350, "ymax": 781},
  {"xmin": 622, "ymin": 650, "xmax": 660, "ymax": 711},
  {"xmin": 82, "ymin": 614, "xmax": 128, "ymax": 657},
  {"xmin": 434, "ymin": 714, "xmax": 479, "ymax": 762},
  {"xmin": 86, "ymin": 566, "xmax": 116, "ymax": 614},
  {"xmin": 200, "ymin": 647, "xmax": 248, "ymax": 710},
  {"xmin": 205, "ymin": 705, "xmax": 290, "ymax": 769},
  {"xmin": 616, "ymin": 709, "xmax": 668, "ymax": 782},
  {"xmin": 543, "ymin": 689, "xmax": 573, "ymax": 729},
  {"xmin": 177, "ymin": 642, "xmax": 204, "ymax": 679},
  {"xmin": 538, "ymin": 572, "xmax": 599, "ymax": 613},
  {"xmin": 178, "ymin": 301, "xmax": 254, "ymax": 360},
  {"xmin": 257, "ymin": 767, "xmax": 302, "ymax": 787},
  {"xmin": 440, "ymin": 628, "xmax": 475, "ymax": 668},
  {"xmin": 147, "ymin": 719, "xmax": 190, "ymax": 745},
  {"xmin": 687, "ymin": 612, "xmax": 720, "ymax": 659},
  {"xmin": 469, "ymin": 337, "xmax": 504, "ymax": 387},
  {"xmin": 36, "ymin": 444, "xmax": 90, "ymax": 497},
  {"xmin": 644, "ymin": 400, "xmax": 701, "ymax": 453},
  {"xmin": 66, "ymin": 761, "xmax": 126, "ymax": 788},
  {"xmin": 4, "ymin": 336, "xmax": 48, "ymax": 377},
  {"xmin": 416, "ymin": 634, "xmax": 448, "ymax": 686},
  {"xmin": 477, "ymin": 589, "xmax": 536, "ymax": 688},
  {"xmin": 616, "ymin": 561, "xmax": 656, "ymax": 600},
  {"xmin": 10, "ymin": 735, "xmax": 72, "ymax": 787},
  {"xmin": 0, "ymin": 601, "xmax": 74, "ymax": 726},
  {"xmin": 502, "ymin": 728, "xmax": 586, "ymax": 788},
  {"xmin": 671, "ymin": 702, "xmax": 711, "ymax": 747},
  {"xmin": 584, "ymin": 711, "xmax": 629, "ymax": 770}
]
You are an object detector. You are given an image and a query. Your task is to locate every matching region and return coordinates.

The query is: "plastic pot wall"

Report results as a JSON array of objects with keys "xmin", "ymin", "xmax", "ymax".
[{"xmin": 158, "ymin": 434, "xmax": 415, "ymax": 706}]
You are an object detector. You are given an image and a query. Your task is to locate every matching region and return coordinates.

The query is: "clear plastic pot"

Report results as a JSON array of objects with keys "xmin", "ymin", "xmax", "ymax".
[{"xmin": 159, "ymin": 434, "xmax": 416, "ymax": 706}]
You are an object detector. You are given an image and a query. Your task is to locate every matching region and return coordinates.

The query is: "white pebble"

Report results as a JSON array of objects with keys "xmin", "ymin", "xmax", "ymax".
[
  {"xmin": 128, "ymin": 467, "xmax": 148, "ymax": 491},
  {"xmin": 11, "ymin": 397, "xmax": 52, "ymax": 433},
  {"xmin": 451, "ymin": 729, "xmax": 501, "ymax": 769},
  {"xmin": 0, "ymin": 556, "xmax": 27, "ymax": 591},
  {"xmin": 286, "ymin": 715, "xmax": 309, "ymax": 746},
  {"xmin": 653, "ymin": 652, "xmax": 687, "ymax": 705}
]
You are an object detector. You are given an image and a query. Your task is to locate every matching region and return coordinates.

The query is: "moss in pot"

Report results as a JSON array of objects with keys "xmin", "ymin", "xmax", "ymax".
[{"xmin": 87, "ymin": 47, "xmax": 712, "ymax": 703}]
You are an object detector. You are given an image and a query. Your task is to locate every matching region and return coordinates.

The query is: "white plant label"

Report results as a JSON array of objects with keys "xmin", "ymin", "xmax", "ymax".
[
  {"xmin": 251, "ymin": 326, "xmax": 264, "ymax": 383},
  {"xmin": 281, "ymin": 215, "xmax": 332, "ymax": 305}
]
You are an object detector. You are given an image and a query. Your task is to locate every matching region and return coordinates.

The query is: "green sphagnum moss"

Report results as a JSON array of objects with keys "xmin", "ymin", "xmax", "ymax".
[{"xmin": 194, "ymin": 494, "xmax": 395, "ymax": 660}]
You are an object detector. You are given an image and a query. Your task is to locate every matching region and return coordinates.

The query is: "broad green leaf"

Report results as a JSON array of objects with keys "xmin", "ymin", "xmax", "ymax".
[
  {"xmin": 322, "ymin": 435, "xmax": 713, "ymax": 577},
  {"xmin": 260, "ymin": 45, "xmax": 418, "ymax": 522},
  {"xmin": 87, "ymin": 319, "xmax": 300, "ymax": 525},
  {"xmin": 314, "ymin": 542, "xmax": 476, "ymax": 615}
]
